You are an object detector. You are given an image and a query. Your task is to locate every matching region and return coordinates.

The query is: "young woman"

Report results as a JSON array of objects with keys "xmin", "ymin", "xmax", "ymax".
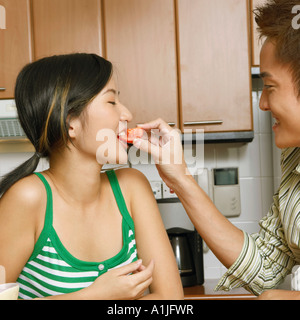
[{"xmin": 0, "ymin": 54, "xmax": 183, "ymax": 300}]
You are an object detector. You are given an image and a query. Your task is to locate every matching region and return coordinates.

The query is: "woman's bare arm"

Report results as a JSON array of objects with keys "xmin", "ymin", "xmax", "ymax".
[{"xmin": 117, "ymin": 168, "xmax": 184, "ymax": 300}]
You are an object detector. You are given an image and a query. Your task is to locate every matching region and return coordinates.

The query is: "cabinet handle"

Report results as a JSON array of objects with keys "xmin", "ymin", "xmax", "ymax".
[
  {"xmin": 184, "ymin": 120, "xmax": 223, "ymax": 126},
  {"xmin": 136, "ymin": 122, "xmax": 176, "ymax": 127},
  {"xmin": 0, "ymin": 88, "xmax": 6, "ymax": 91}
]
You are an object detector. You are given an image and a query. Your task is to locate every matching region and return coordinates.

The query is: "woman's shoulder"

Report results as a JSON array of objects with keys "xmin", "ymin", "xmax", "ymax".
[
  {"xmin": 112, "ymin": 168, "xmax": 155, "ymax": 206},
  {"xmin": 104, "ymin": 168, "xmax": 152, "ymax": 201},
  {"xmin": 0, "ymin": 173, "xmax": 47, "ymax": 216},
  {"xmin": 113, "ymin": 168, "xmax": 150, "ymax": 188}
]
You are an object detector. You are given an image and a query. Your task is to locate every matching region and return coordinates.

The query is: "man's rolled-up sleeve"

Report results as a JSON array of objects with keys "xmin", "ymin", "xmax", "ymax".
[{"xmin": 215, "ymin": 194, "xmax": 296, "ymax": 296}]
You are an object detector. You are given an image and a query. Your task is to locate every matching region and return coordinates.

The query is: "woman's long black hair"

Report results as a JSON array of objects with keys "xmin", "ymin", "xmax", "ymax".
[{"xmin": 0, "ymin": 53, "xmax": 113, "ymax": 196}]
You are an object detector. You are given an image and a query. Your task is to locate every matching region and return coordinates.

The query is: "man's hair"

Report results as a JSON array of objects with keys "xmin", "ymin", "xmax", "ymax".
[{"xmin": 255, "ymin": 0, "xmax": 300, "ymax": 95}]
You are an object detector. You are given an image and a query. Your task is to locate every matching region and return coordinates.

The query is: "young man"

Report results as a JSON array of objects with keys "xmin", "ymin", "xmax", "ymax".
[{"xmin": 134, "ymin": 0, "xmax": 300, "ymax": 299}]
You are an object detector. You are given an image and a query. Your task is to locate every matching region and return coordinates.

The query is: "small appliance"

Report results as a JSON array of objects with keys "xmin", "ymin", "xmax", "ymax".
[
  {"xmin": 167, "ymin": 227, "xmax": 204, "ymax": 287},
  {"xmin": 158, "ymin": 198, "xmax": 204, "ymax": 288}
]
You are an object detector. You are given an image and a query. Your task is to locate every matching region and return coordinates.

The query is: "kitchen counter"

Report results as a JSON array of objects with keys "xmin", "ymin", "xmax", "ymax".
[
  {"xmin": 183, "ymin": 279, "xmax": 255, "ymax": 300},
  {"xmin": 184, "ymin": 276, "xmax": 292, "ymax": 300}
]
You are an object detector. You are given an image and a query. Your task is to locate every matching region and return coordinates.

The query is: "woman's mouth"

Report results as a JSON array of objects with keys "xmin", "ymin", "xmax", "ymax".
[
  {"xmin": 117, "ymin": 131, "xmax": 129, "ymax": 149},
  {"xmin": 117, "ymin": 128, "xmax": 145, "ymax": 145}
]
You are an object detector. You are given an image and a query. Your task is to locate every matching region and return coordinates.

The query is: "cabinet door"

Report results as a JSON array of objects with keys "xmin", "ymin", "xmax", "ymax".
[
  {"xmin": 0, "ymin": 0, "xmax": 32, "ymax": 99},
  {"xmin": 104, "ymin": 0, "xmax": 178, "ymax": 128},
  {"xmin": 177, "ymin": 0, "xmax": 252, "ymax": 133},
  {"xmin": 31, "ymin": 0, "xmax": 103, "ymax": 59},
  {"xmin": 251, "ymin": 0, "xmax": 267, "ymax": 66}
]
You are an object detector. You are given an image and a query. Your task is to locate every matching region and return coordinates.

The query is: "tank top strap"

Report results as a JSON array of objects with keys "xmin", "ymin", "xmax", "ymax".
[
  {"xmin": 34, "ymin": 172, "xmax": 53, "ymax": 228},
  {"xmin": 105, "ymin": 170, "xmax": 134, "ymax": 230}
]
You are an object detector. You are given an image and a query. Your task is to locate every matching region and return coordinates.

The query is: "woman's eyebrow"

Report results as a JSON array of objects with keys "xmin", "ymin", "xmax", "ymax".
[{"xmin": 103, "ymin": 89, "xmax": 120, "ymax": 95}]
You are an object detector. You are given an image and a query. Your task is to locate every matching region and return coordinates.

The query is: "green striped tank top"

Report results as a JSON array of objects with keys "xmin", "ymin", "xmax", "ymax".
[{"xmin": 17, "ymin": 170, "xmax": 138, "ymax": 299}]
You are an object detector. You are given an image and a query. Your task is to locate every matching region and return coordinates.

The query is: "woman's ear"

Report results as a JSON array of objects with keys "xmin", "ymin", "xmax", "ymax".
[{"xmin": 68, "ymin": 117, "xmax": 82, "ymax": 139}]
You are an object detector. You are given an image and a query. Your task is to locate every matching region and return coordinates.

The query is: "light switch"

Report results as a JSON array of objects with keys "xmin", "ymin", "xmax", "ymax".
[
  {"xmin": 150, "ymin": 181, "xmax": 162, "ymax": 200},
  {"xmin": 162, "ymin": 182, "xmax": 178, "ymax": 199}
]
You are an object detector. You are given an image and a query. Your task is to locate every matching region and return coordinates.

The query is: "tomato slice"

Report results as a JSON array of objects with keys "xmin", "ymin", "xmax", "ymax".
[{"xmin": 119, "ymin": 128, "xmax": 144, "ymax": 144}]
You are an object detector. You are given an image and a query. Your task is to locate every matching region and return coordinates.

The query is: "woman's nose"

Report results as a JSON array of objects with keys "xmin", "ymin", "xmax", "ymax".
[
  {"xmin": 259, "ymin": 90, "xmax": 270, "ymax": 111},
  {"xmin": 120, "ymin": 103, "xmax": 133, "ymax": 122}
]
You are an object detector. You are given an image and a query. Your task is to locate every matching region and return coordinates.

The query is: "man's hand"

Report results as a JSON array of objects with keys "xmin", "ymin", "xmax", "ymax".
[
  {"xmin": 258, "ymin": 289, "xmax": 300, "ymax": 300},
  {"xmin": 133, "ymin": 118, "xmax": 189, "ymax": 189}
]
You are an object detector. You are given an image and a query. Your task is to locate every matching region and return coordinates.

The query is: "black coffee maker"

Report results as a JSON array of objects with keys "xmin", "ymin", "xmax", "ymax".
[{"xmin": 167, "ymin": 227, "xmax": 204, "ymax": 287}]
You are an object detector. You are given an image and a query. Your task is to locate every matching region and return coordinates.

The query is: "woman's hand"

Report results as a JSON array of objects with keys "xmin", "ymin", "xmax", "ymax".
[
  {"xmin": 133, "ymin": 118, "xmax": 188, "ymax": 189},
  {"xmin": 87, "ymin": 259, "xmax": 154, "ymax": 300}
]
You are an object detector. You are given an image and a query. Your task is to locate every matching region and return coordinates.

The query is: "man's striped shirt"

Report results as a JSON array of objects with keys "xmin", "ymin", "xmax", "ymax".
[{"xmin": 216, "ymin": 147, "xmax": 300, "ymax": 295}]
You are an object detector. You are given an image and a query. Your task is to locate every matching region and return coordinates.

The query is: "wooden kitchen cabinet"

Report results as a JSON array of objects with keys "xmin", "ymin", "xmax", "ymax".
[
  {"xmin": 103, "ymin": 0, "xmax": 179, "ymax": 128},
  {"xmin": 1, "ymin": 0, "xmax": 254, "ymax": 140},
  {"xmin": 31, "ymin": 0, "xmax": 103, "ymax": 60},
  {"xmin": 177, "ymin": 0, "xmax": 253, "ymax": 133},
  {"xmin": 0, "ymin": 0, "xmax": 32, "ymax": 99},
  {"xmin": 251, "ymin": 0, "xmax": 267, "ymax": 66}
]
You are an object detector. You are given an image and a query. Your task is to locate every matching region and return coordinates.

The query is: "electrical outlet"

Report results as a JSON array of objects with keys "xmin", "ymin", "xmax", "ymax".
[
  {"xmin": 162, "ymin": 182, "xmax": 177, "ymax": 199},
  {"xmin": 150, "ymin": 181, "xmax": 162, "ymax": 200}
]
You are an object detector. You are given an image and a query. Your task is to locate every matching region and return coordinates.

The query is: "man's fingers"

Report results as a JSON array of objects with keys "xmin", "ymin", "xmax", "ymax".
[{"xmin": 137, "ymin": 118, "xmax": 172, "ymax": 132}]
